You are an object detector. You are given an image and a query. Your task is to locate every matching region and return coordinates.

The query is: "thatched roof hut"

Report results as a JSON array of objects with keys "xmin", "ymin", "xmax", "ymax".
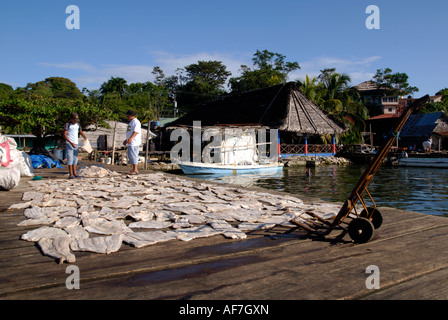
[{"xmin": 168, "ymin": 82, "xmax": 346, "ymax": 136}]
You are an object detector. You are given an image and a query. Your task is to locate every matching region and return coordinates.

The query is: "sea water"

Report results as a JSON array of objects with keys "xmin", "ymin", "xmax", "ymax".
[{"xmin": 186, "ymin": 164, "xmax": 448, "ymax": 217}]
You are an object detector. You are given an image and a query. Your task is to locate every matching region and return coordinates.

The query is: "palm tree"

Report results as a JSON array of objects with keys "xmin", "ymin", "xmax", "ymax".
[
  {"xmin": 300, "ymin": 75, "xmax": 324, "ymax": 105},
  {"xmin": 100, "ymin": 77, "xmax": 128, "ymax": 98},
  {"xmin": 313, "ymin": 69, "xmax": 369, "ymax": 144}
]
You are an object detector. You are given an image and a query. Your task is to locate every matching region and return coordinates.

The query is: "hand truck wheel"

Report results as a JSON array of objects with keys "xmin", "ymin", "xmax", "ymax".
[
  {"xmin": 360, "ymin": 207, "xmax": 383, "ymax": 229},
  {"xmin": 348, "ymin": 217, "xmax": 375, "ymax": 244}
]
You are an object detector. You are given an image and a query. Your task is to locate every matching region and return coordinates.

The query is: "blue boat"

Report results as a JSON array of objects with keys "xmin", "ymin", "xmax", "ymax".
[{"xmin": 178, "ymin": 162, "xmax": 284, "ymax": 175}]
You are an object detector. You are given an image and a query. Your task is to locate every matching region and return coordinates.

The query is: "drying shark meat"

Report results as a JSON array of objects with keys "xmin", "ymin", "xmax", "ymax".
[
  {"xmin": 38, "ymin": 237, "xmax": 76, "ymax": 265},
  {"xmin": 12, "ymin": 170, "xmax": 338, "ymax": 263},
  {"xmin": 70, "ymin": 234, "xmax": 123, "ymax": 254},
  {"xmin": 21, "ymin": 226, "xmax": 70, "ymax": 242},
  {"xmin": 123, "ymin": 230, "xmax": 178, "ymax": 248},
  {"xmin": 208, "ymin": 220, "xmax": 247, "ymax": 239}
]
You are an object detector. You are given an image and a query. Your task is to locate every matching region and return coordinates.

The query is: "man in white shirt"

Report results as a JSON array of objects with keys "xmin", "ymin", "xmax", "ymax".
[
  {"xmin": 123, "ymin": 110, "xmax": 142, "ymax": 175},
  {"xmin": 63, "ymin": 113, "xmax": 87, "ymax": 179}
]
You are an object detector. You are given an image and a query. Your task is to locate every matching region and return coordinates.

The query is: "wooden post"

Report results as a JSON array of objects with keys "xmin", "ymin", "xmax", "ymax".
[
  {"xmin": 111, "ymin": 122, "xmax": 118, "ymax": 165},
  {"xmin": 145, "ymin": 123, "xmax": 151, "ymax": 170},
  {"xmin": 304, "ymin": 134, "xmax": 308, "ymax": 155}
]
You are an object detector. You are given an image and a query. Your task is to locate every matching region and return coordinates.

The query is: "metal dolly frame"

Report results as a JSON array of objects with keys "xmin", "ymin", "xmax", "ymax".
[{"xmin": 290, "ymin": 95, "xmax": 430, "ymax": 243}]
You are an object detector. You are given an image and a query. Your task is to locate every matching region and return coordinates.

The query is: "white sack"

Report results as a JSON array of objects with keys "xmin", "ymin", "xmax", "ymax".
[
  {"xmin": 18, "ymin": 152, "xmax": 34, "ymax": 177},
  {"xmin": 0, "ymin": 167, "xmax": 20, "ymax": 190}
]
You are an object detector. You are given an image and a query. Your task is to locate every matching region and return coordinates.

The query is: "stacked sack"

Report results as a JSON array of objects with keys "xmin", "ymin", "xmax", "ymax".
[{"xmin": 0, "ymin": 134, "xmax": 34, "ymax": 190}]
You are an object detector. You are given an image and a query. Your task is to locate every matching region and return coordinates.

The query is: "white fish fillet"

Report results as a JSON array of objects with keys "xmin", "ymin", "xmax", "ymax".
[
  {"xmin": 123, "ymin": 231, "xmax": 178, "ymax": 248},
  {"xmin": 209, "ymin": 220, "xmax": 247, "ymax": 239},
  {"xmin": 39, "ymin": 199, "xmax": 78, "ymax": 207},
  {"xmin": 22, "ymin": 191, "xmax": 45, "ymax": 202},
  {"xmin": 38, "ymin": 237, "xmax": 76, "ymax": 264},
  {"xmin": 128, "ymin": 220, "xmax": 173, "ymax": 229},
  {"xmin": 23, "ymin": 206, "xmax": 46, "ymax": 219},
  {"xmin": 17, "ymin": 217, "xmax": 52, "ymax": 227},
  {"xmin": 64, "ymin": 225, "xmax": 89, "ymax": 240},
  {"xmin": 238, "ymin": 222, "xmax": 276, "ymax": 231},
  {"xmin": 53, "ymin": 217, "xmax": 81, "ymax": 229},
  {"xmin": 83, "ymin": 218, "xmax": 133, "ymax": 235},
  {"xmin": 9, "ymin": 201, "xmax": 32, "ymax": 210},
  {"xmin": 175, "ymin": 225, "xmax": 222, "ymax": 242},
  {"xmin": 21, "ymin": 226, "xmax": 69, "ymax": 242},
  {"xmin": 126, "ymin": 211, "xmax": 154, "ymax": 222},
  {"xmin": 70, "ymin": 234, "xmax": 123, "ymax": 254},
  {"xmin": 172, "ymin": 221, "xmax": 192, "ymax": 229}
]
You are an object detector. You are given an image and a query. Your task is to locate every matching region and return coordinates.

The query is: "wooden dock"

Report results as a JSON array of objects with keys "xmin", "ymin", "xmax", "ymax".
[{"xmin": 1, "ymin": 163, "xmax": 448, "ymax": 301}]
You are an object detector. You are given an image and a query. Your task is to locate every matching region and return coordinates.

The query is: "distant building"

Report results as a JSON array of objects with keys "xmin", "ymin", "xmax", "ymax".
[
  {"xmin": 355, "ymin": 81, "xmax": 405, "ymax": 116},
  {"xmin": 399, "ymin": 112, "xmax": 448, "ymax": 151},
  {"xmin": 165, "ymin": 82, "xmax": 347, "ymax": 156},
  {"xmin": 357, "ymin": 81, "xmax": 445, "ymax": 149},
  {"xmin": 356, "ymin": 80, "xmax": 443, "ymax": 117}
]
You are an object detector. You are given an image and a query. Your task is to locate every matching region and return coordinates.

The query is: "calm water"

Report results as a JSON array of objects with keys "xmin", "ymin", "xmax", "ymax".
[{"xmin": 185, "ymin": 164, "xmax": 448, "ymax": 217}]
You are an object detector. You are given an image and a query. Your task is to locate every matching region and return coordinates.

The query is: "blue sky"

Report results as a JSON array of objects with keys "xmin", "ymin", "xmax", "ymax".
[{"xmin": 1, "ymin": 0, "xmax": 447, "ymax": 96}]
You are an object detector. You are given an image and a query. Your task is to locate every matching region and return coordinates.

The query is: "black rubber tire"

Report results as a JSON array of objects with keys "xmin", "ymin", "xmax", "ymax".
[
  {"xmin": 348, "ymin": 217, "xmax": 375, "ymax": 244},
  {"xmin": 360, "ymin": 207, "xmax": 383, "ymax": 229}
]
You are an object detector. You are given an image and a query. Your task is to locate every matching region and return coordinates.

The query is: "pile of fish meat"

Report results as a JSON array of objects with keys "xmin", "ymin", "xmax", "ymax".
[{"xmin": 11, "ymin": 172, "xmax": 339, "ymax": 264}]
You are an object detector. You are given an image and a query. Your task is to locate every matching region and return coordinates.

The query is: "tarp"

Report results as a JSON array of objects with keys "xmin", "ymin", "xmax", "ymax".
[{"xmin": 29, "ymin": 155, "xmax": 63, "ymax": 169}]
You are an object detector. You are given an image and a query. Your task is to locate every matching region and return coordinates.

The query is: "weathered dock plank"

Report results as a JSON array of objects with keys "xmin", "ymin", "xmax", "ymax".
[{"xmin": 1, "ymin": 164, "xmax": 447, "ymax": 300}]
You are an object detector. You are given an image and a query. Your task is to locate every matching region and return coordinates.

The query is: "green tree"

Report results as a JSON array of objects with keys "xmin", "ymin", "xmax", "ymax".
[
  {"xmin": 20, "ymin": 77, "xmax": 84, "ymax": 100},
  {"xmin": 175, "ymin": 60, "xmax": 231, "ymax": 111},
  {"xmin": 0, "ymin": 96, "xmax": 113, "ymax": 147},
  {"xmin": 126, "ymin": 81, "xmax": 171, "ymax": 122},
  {"xmin": 299, "ymin": 75, "xmax": 325, "ymax": 105},
  {"xmin": 152, "ymin": 66, "xmax": 166, "ymax": 86},
  {"xmin": 229, "ymin": 50, "xmax": 300, "ymax": 93},
  {"xmin": 436, "ymin": 88, "xmax": 448, "ymax": 105},
  {"xmin": 418, "ymin": 88, "xmax": 448, "ymax": 114},
  {"xmin": 100, "ymin": 77, "xmax": 128, "ymax": 98},
  {"xmin": 0, "ymin": 83, "xmax": 14, "ymax": 100},
  {"xmin": 373, "ymin": 68, "xmax": 419, "ymax": 96},
  {"xmin": 300, "ymin": 69, "xmax": 368, "ymax": 145}
]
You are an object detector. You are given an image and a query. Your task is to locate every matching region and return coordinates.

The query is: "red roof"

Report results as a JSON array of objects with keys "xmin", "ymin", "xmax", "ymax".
[{"xmin": 367, "ymin": 113, "xmax": 401, "ymax": 121}]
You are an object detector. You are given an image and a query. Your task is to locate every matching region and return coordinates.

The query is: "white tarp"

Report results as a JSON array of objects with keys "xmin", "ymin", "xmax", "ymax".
[{"xmin": 221, "ymin": 129, "xmax": 258, "ymax": 165}]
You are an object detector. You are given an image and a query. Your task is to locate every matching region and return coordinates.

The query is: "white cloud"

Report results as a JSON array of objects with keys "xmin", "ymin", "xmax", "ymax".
[
  {"xmin": 39, "ymin": 51, "xmax": 251, "ymax": 90},
  {"xmin": 290, "ymin": 55, "xmax": 381, "ymax": 86},
  {"xmin": 39, "ymin": 62, "xmax": 155, "ymax": 89},
  {"xmin": 39, "ymin": 53, "xmax": 381, "ymax": 90}
]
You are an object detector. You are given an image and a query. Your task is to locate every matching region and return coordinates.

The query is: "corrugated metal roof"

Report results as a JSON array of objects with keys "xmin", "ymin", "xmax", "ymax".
[{"xmin": 401, "ymin": 112, "xmax": 443, "ymax": 138}]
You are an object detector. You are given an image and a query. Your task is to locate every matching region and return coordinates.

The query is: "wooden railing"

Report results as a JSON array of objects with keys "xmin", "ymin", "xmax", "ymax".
[{"xmin": 280, "ymin": 144, "xmax": 343, "ymax": 154}]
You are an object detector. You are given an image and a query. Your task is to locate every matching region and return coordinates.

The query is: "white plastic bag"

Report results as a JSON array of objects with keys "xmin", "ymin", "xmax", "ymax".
[{"xmin": 80, "ymin": 139, "xmax": 93, "ymax": 153}]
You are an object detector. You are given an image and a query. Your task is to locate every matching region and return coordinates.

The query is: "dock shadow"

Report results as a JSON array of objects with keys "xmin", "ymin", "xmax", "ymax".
[{"xmin": 248, "ymin": 225, "xmax": 352, "ymax": 246}]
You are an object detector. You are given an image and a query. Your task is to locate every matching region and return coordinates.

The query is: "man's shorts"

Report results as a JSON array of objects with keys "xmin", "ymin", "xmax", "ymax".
[
  {"xmin": 66, "ymin": 143, "xmax": 79, "ymax": 165},
  {"xmin": 127, "ymin": 145, "xmax": 140, "ymax": 165}
]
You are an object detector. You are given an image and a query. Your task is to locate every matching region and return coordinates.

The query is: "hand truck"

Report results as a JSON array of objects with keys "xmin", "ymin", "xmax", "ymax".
[{"xmin": 290, "ymin": 95, "xmax": 430, "ymax": 243}]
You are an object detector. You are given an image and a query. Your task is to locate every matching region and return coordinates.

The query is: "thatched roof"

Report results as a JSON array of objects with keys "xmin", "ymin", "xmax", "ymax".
[
  {"xmin": 168, "ymin": 82, "xmax": 346, "ymax": 135},
  {"xmin": 355, "ymin": 81, "xmax": 380, "ymax": 92}
]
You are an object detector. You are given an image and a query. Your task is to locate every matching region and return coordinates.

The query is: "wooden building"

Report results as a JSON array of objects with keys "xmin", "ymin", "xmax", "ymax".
[
  {"xmin": 165, "ymin": 82, "xmax": 346, "ymax": 156},
  {"xmin": 400, "ymin": 112, "xmax": 448, "ymax": 151}
]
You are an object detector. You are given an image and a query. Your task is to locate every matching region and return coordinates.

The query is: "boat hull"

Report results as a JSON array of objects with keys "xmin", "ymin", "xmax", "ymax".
[
  {"xmin": 398, "ymin": 158, "xmax": 448, "ymax": 168},
  {"xmin": 178, "ymin": 162, "xmax": 284, "ymax": 175}
]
